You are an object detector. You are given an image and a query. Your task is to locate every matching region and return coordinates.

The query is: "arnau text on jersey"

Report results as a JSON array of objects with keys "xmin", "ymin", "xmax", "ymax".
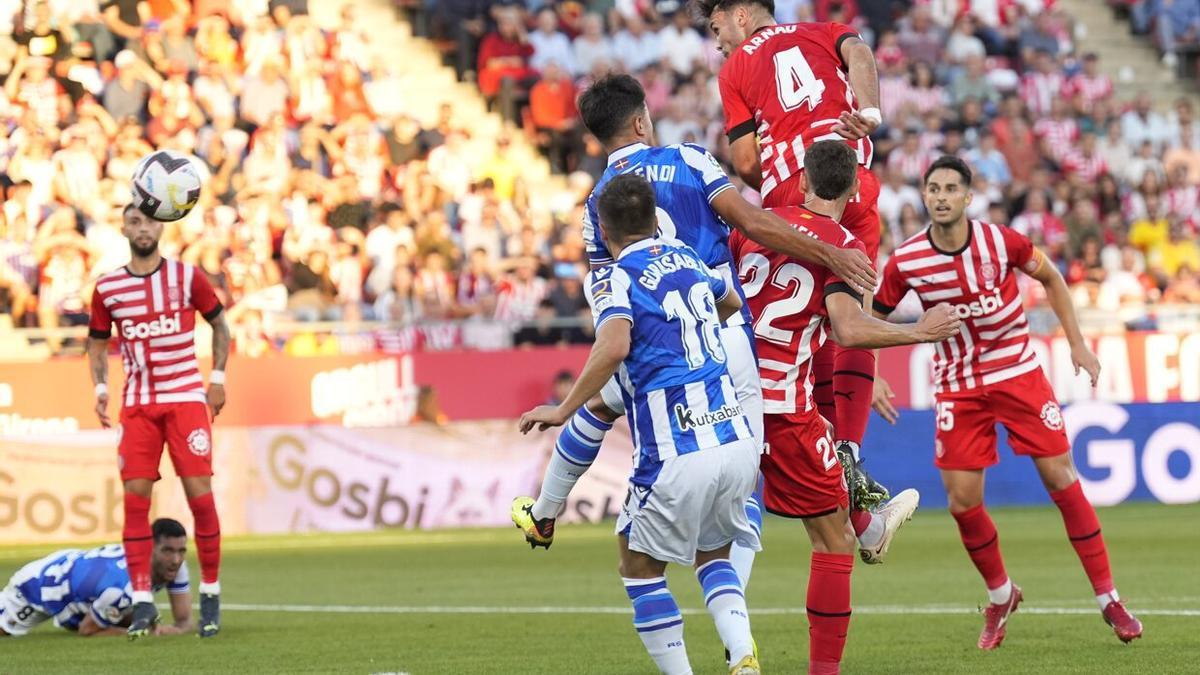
[{"xmin": 741, "ymin": 25, "xmax": 797, "ymax": 55}]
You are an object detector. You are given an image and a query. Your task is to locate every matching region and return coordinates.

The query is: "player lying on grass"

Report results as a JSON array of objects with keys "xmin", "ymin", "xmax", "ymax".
[
  {"xmin": 872, "ymin": 155, "xmax": 1143, "ymax": 649},
  {"xmin": 520, "ymin": 174, "xmax": 763, "ymax": 675},
  {"xmin": 513, "ymin": 73, "xmax": 876, "ymax": 590},
  {"xmin": 0, "ymin": 519, "xmax": 193, "ymax": 638},
  {"xmin": 730, "ymin": 140, "xmax": 961, "ymax": 675}
]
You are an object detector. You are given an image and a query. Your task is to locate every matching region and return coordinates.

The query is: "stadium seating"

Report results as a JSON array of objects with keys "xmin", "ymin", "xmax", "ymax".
[{"xmin": 1, "ymin": 0, "xmax": 1198, "ymax": 358}]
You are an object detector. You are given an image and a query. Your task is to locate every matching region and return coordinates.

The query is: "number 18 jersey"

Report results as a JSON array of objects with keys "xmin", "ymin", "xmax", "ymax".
[{"xmin": 718, "ymin": 22, "xmax": 874, "ymax": 204}]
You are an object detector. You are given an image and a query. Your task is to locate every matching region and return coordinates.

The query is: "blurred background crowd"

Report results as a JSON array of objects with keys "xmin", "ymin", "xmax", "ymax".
[{"xmin": 0, "ymin": 0, "xmax": 1197, "ymax": 357}]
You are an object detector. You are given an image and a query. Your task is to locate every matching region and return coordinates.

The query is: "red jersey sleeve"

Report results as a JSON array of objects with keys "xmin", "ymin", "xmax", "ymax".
[
  {"xmin": 718, "ymin": 57, "xmax": 755, "ymax": 142},
  {"xmin": 88, "ymin": 287, "xmax": 112, "ymax": 339},
  {"xmin": 821, "ymin": 237, "xmax": 867, "ymax": 301},
  {"xmin": 190, "ymin": 266, "xmax": 224, "ymax": 321},
  {"xmin": 825, "ymin": 22, "xmax": 860, "ymax": 68},
  {"xmin": 1000, "ymin": 226, "xmax": 1039, "ymax": 274},
  {"xmin": 872, "ymin": 254, "xmax": 908, "ymax": 314}
]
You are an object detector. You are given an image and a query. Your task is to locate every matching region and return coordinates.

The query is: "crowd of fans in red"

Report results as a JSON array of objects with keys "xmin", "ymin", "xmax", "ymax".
[{"xmin": 0, "ymin": 0, "xmax": 1197, "ymax": 356}]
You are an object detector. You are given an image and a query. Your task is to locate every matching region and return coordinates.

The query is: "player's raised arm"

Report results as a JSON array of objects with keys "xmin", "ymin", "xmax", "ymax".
[
  {"xmin": 834, "ymin": 35, "xmax": 882, "ymax": 141},
  {"xmin": 1023, "ymin": 247, "xmax": 1101, "ymax": 387},
  {"xmin": 711, "ymin": 187, "xmax": 876, "ymax": 294}
]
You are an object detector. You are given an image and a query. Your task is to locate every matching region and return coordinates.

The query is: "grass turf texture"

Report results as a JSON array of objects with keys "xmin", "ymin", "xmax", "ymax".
[{"xmin": 2, "ymin": 502, "xmax": 1197, "ymax": 674}]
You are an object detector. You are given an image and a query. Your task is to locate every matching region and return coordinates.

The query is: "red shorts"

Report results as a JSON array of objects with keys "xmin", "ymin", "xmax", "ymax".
[
  {"xmin": 763, "ymin": 165, "xmax": 881, "ymax": 260},
  {"xmin": 118, "ymin": 402, "xmax": 214, "ymax": 481},
  {"xmin": 934, "ymin": 369, "xmax": 1070, "ymax": 471},
  {"xmin": 760, "ymin": 411, "xmax": 849, "ymax": 518}
]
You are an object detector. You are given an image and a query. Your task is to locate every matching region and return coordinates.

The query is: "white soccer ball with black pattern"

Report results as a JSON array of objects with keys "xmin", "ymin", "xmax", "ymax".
[{"xmin": 130, "ymin": 150, "xmax": 202, "ymax": 222}]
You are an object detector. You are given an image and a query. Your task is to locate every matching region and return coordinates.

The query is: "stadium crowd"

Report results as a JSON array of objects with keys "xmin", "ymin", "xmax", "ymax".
[{"xmin": 0, "ymin": 0, "xmax": 1197, "ymax": 356}]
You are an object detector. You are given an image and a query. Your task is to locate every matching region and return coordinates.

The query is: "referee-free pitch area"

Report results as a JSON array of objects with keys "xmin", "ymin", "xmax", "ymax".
[{"xmin": 2, "ymin": 502, "xmax": 1197, "ymax": 674}]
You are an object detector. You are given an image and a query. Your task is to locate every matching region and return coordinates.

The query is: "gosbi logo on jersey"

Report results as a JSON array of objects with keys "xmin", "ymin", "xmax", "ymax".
[
  {"xmin": 119, "ymin": 312, "xmax": 182, "ymax": 340},
  {"xmin": 950, "ymin": 288, "xmax": 1004, "ymax": 319}
]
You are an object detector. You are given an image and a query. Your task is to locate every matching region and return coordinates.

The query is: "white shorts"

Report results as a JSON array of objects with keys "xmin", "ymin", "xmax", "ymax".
[
  {"xmin": 616, "ymin": 438, "xmax": 762, "ymax": 566},
  {"xmin": 600, "ymin": 324, "xmax": 764, "ymax": 452},
  {"xmin": 0, "ymin": 559, "xmax": 51, "ymax": 637}
]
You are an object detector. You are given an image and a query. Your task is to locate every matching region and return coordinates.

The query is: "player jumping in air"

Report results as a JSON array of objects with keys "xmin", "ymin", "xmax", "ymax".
[
  {"xmin": 696, "ymin": 0, "xmax": 895, "ymax": 536},
  {"xmin": 872, "ymin": 156, "xmax": 1144, "ymax": 649},
  {"xmin": 520, "ymin": 174, "xmax": 763, "ymax": 675},
  {"xmin": 731, "ymin": 141, "xmax": 961, "ymax": 675},
  {"xmin": 87, "ymin": 205, "xmax": 230, "ymax": 639},
  {"xmin": 512, "ymin": 73, "xmax": 875, "ymax": 588},
  {"xmin": 0, "ymin": 519, "xmax": 194, "ymax": 637}
]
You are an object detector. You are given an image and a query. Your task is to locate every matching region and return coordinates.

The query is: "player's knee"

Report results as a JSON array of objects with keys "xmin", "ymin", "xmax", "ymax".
[
  {"xmin": 1038, "ymin": 458, "xmax": 1078, "ymax": 493},
  {"xmin": 946, "ymin": 494, "xmax": 983, "ymax": 514}
]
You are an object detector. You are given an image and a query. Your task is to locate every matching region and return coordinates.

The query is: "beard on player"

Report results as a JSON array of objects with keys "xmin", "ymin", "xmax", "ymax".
[
  {"xmin": 122, "ymin": 204, "xmax": 164, "ymax": 260},
  {"xmin": 923, "ymin": 170, "xmax": 972, "ymax": 229}
]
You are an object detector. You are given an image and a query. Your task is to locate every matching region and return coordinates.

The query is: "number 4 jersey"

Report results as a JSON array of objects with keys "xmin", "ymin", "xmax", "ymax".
[
  {"xmin": 584, "ymin": 237, "xmax": 754, "ymax": 487},
  {"xmin": 729, "ymin": 207, "xmax": 864, "ymax": 415},
  {"xmin": 718, "ymin": 22, "xmax": 874, "ymax": 204}
]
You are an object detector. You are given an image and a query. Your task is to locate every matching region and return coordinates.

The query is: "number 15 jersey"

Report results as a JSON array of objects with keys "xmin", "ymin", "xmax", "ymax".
[{"xmin": 718, "ymin": 22, "xmax": 874, "ymax": 203}]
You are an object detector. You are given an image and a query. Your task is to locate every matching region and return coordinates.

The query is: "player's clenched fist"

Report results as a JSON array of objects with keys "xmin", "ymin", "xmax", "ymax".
[
  {"xmin": 915, "ymin": 302, "xmax": 962, "ymax": 342},
  {"xmin": 95, "ymin": 393, "xmax": 111, "ymax": 428}
]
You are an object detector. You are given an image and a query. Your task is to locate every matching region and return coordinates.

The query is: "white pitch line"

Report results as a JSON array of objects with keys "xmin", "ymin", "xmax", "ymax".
[{"xmin": 214, "ymin": 603, "xmax": 1200, "ymax": 617}]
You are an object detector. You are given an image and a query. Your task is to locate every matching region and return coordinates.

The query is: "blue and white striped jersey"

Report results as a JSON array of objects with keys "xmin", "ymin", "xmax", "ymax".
[
  {"xmin": 14, "ymin": 544, "xmax": 189, "ymax": 630},
  {"xmin": 582, "ymin": 142, "xmax": 751, "ymax": 326},
  {"xmin": 585, "ymin": 237, "xmax": 753, "ymax": 487}
]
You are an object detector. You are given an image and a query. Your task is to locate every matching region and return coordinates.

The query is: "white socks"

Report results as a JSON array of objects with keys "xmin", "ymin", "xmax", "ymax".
[
  {"xmin": 987, "ymin": 578, "xmax": 1013, "ymax": 605},
  {"xmin": 856, "ymin": 512, "xmax": 885, "ymax": 549}
]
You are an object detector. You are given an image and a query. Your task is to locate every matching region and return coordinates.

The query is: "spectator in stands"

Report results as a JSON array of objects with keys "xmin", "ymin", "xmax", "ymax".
[
  {"xmin": 896, "ymin": 5, "xmax": 944, "ymax": 65},
  {"xmin": 529, "ymin": 60, "xmax": 579, "ymax": 174},
  {"xmin": 530, "ymin": 7, "xmax": 575, "ymax": 75},
  {"xmin": 1019, "ymin": 10, "xmax": 1065, "ymax": 62},
  {"xmin": 1122, "ymin": 92, "xmax": 1173, "ymax": 152},
  {"xmin": 1152, "ymin": 216, "xmax": 1200, "ymax": 279},
  {"xmin": 494, "ymin": 255, "xmax": 546, "ymax": 324},
  {"xmin": 477, "ymin": 7, "xmax": 536, "ymax": 124},
  {"xmin": 611, "ymin": 12, "xmax": 661, "ymax": 73},
  {"xmin": 513, "ymin": 298, "xmax": 563, "ymax": 347},
  {"xmin": 573, "ymin": 12, "xmax": 613, "ymax": 77},
  {"xmin": 949, "ymin": 54, "xmax": 1000, "ymax": 107},
  {"xmin": 1156, "ymin": 0, "xmax": 1200, "ymax": 68},
  {"xmin": 659, "ymin": 9, "xmax": 705, "ymax": 79}
]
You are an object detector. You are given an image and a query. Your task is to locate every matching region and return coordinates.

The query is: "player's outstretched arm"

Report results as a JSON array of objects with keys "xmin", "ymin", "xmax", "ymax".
[
  {"xmin": 712, "ymin": 190, "xmax": 877, "ymax": 293},
  {"xmin": 155, "ymin": 591, "xmax": 194, "ymax": 635},
  {"xmin": 1025, "ymin": 248, "xmax": 1101, "ymax": 387},
  {"xmin": 87, "ymin": 336, "xmax": 111, "ymax": 428},
  {"xmin": 519, "ymin": 319, "xmax": 631, "ymax": 433},
  {"xmin": 76, "ymin": 614, "xmax": 127, "ymax": 637},
  {"xmin": 826, "ymin": 293, "xmax": 961, "ymax": 349},
  {"xmin": 834, "ymin": 36, "xmax": 882, "ymax": 140}
]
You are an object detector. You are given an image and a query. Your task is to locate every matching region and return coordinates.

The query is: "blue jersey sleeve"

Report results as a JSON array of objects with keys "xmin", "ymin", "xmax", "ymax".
[
  {"xmin": 679, "ymin": 144, "xmax": 735, "ymax": 204},
  {"xmin": 585, "ymin": 266, "xmax": 632, "ymax": 330},
  {"xmin": 703, "ymin": 260, "xmax": 730, "ymax": 302},
  {"xmin": 582, "ymin": 196, "xmax": 613, "ymax": 267},
  {"xmin": 89, "ymin": 586, "xmax": 131, "ymax": 629},
  {"xmin": 168, "ymin": 561, "xmax": 190, "ymax": 595}
]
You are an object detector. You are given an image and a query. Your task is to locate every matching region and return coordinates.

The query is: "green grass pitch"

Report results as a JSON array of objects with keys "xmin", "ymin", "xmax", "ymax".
[{"xmin": 2, "ymin": 502, "xmax": 1197, "ymax": 674}]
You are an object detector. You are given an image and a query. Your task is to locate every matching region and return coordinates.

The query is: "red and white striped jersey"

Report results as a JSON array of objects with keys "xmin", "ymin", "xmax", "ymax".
[
  {"xmin": 1019, "ymin": 71, "xmax": 1065, "ymax": 118},
  {"xmin": 1063, "ymin": 73, "xmax": 1113, "ymax": 108},
  {"xmin": 1032, "ymin": 117, "xmax": 1078, "ymax": 162},
  {"xmin": 1061, "ymin": 150, "xmax": 1108, "ymax": 183},
  {"xmin": 874, "ymin": 221, "xmax": 1042, "ymax": 394},
  {"xmin": 88, "ymin": 259, "xmax": 223, "ymax": 408},
  {"xmin": 718, "ymin": 22, "xmax": 875, "ymax": 207},
  {"xmin": 730, "ymin": 206, "xmax": 865, "ymax": 414}
]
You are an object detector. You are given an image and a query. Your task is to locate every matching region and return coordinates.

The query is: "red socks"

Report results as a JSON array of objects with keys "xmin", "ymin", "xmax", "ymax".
[
  {"xmin": 812, "ymin": 344, "xmax": 836, "ymax": 427},
  {"xmin": 187, "ymin": 492, "xmax": 222, "ymax": 585},
  {"xmin": 807, "ymin": 552, "xmax": 854, "ymax": 675},
  {"xmin": 1050, "ymin": 481, "xmax": 1114, "ymax": 595},
  {"xmin": 832, "ymin": 347, "xmax": 875, "ymax": 446},
  {"xmin": 122, "ymin": 492, "xmax": 153, "ymax": 593},
  {"xmin": 952, "ymin": 504, "xmax": 1009, "ymax": 591}
]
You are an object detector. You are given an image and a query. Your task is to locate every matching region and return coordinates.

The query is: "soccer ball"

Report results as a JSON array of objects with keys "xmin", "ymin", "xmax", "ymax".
[{"xmin": 130, "ymin": 150, "xmax": 202, "ymax": 222}]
